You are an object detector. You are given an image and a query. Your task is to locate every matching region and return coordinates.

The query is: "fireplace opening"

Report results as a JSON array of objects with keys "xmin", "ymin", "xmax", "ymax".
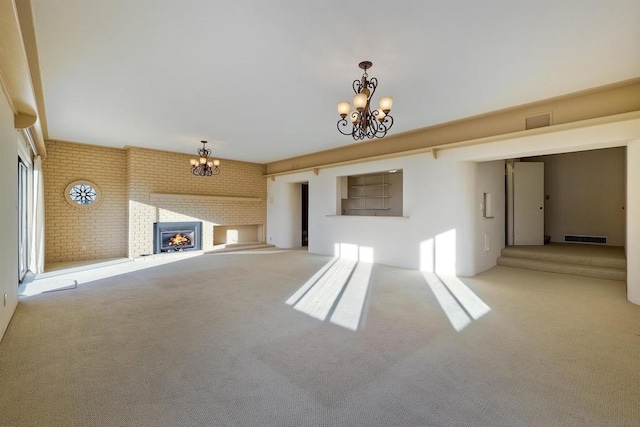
[
  {"xmin": 163, "ymin": 231, "xmax": 193, "ymax": 248},
  {"xmin": 153, "ymin": 222, "xmax": 202, "ymax": 254}
]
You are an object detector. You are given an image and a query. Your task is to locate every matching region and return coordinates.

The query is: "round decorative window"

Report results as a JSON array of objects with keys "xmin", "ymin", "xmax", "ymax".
[{"xmin": 65, "ymin": 180, "xmax": 101, "ymax": 208}]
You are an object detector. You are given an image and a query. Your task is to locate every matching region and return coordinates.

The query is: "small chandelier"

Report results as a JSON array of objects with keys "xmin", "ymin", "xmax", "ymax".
[
  {"xmin": 189, "ymin": 140, "xmax": 220, "ymax": 176},
  {"xmin": 337, "ymin": 61, "xmax": 394, "ymax": 140}
]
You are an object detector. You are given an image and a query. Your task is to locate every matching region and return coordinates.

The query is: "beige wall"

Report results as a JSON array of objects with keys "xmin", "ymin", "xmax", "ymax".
[
  {"xmin": 126, "ymin": 147, "xmax": 266, "ymax": 257},
  {"xmin": 526, "ymin": 147, "xmax": 626, "ymax": 246},
  {"xmin": 43, "ymin": 141, "xmax": 128, "ymax": 263}
]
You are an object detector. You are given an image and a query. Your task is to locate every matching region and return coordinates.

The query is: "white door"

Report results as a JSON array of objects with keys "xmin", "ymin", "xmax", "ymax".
[{"xmin": 513, "ymin": 162, "xmax": 544, "ymax": 245}]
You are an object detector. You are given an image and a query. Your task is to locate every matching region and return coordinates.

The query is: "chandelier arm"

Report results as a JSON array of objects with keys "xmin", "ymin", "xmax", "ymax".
[
  {"xmin": 366, "ymin": 118, "xmax": 378, "ymax": 139},
  {"xmin": 373, "ymin": 126, "xmax": 387, "ymax": 139},
  {"xmin": 197, "ymin": 147, "xmax": 211, "ymax": 158},
  {"xmin": 366, "ymin": 112, "xmax": 380, "ymax": 137},
  {"xmin": 382, "ymin": 115, "xmax": 394, "ymax": 131},
  {"xmin": 352, "ymin": 78, "xmax": 363, "ymax": 94},
  {"xmin": 337, "ymin": 117, "xmax": 354, "ymax": 136},
  {"xmin": 371, "ymin": 115, "xmax": 393, "ymax": 138},
  {"xmin": 367, "ymin": 77, "xmax": 378, "ymax": 99}
]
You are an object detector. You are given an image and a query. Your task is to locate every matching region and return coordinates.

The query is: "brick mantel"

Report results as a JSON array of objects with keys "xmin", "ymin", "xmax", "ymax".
[{"xmin": 149, "ymin": 193, "xmax": 262, "ymax": 204}]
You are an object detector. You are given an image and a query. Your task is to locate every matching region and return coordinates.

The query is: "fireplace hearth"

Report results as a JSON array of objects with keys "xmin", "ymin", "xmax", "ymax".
[{"xmin": 153, "ymin": 222, "xmax": 202, "ymax": 254}]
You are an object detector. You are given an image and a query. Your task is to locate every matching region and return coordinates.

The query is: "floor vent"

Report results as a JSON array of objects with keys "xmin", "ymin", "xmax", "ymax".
[
  {"xmin": 564, "ymin": 235, "xmax": 607, "ymax": 244},
  {"xmin": 525, "ymin": 112, "xmax": 552, "ymax": 130}
]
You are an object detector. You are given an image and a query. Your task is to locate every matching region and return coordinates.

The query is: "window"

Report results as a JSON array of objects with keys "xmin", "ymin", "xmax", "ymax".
[
  {"xmin": 338, "ymin": 170, "xmax": 403, "ymax": 216},
  {"xmin": 65, "ymin": 180, "xmax": 101, "ymax": 208}
]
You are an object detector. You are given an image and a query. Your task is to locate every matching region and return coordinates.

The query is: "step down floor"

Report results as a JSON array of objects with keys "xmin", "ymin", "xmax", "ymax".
[{"xmin": 497, "ymin": 243, "xmax": 626, "ymax": 281}]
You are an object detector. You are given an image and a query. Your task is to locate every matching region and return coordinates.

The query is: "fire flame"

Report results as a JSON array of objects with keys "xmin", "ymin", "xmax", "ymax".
[{"xmin": 168, "ymin": 233, "xmax": 191, "ymax": 246}]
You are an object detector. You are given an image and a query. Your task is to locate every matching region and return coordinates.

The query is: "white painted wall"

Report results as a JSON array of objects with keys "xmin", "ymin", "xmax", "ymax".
[
  {"xmin": 0, "ymin": 93, "xmax": 20, "ymax": 341},
  {"xmin": 526, "ymin": 148, "xmax": 626, "ymax": 246},
  {"xmin": 626, "ymin": 140, "xmax": 640, "ymax": 304},
  {"xmin": 267, "ymin": 153, "xmax": 501, "ymax": 276},
  {"xmin": 474, "ymin": 161, "xmax": 506, "ymax": 272}
]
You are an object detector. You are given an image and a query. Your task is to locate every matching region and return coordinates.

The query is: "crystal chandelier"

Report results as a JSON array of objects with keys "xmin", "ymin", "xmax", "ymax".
[
  {"xmin": 189, "ymin": 140, "xmax": 220, "ymax": 176},
  {"xmin": 337, "ymin": 61, "xmax": 394, "ymax": 140}
]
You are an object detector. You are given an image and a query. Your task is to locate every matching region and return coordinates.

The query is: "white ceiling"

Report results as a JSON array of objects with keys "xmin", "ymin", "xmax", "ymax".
[{"xmin": 30, "ymin": 0, "xmax": 640, "ymax": 164}]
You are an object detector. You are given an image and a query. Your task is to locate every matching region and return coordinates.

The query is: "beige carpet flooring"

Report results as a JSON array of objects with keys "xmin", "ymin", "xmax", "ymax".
[{"xmin": 1, "ymin": 248, "xmax": 639, "ymax": 426}]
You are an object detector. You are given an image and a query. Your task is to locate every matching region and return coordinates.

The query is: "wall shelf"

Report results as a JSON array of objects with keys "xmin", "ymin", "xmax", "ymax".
[
  {"xmin": 339, "ymin": 170, "xmax": 403, "ymax": 217},
  {"xmin": 349, "ymin": 196, "xmax": 390, "ymax": 199},
  {"xmin": 346, "ymin": 173, "xmax": 390, "ymax": 211},
  {"xmin": 349, "ymin": 207, "xmax": 391, "ymax": 210}
]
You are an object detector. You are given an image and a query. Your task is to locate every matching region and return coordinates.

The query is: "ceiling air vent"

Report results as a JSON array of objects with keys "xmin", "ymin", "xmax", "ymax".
[{"xmin": 525, "ymin": 112, "xmax": 552, "ymax": 130}]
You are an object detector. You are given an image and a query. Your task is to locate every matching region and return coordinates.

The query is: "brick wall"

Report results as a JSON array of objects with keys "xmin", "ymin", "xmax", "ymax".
[
  {"xmin": 126, "ymin": 147, "xmax": 266, "ymax": 257},
  {"xmin": 43, "ymin": 141, "xmax": 127, "ymax": 263},
  {"xmin": 43, "ymin": 142, "xmax": 267, "ymax": 263}
]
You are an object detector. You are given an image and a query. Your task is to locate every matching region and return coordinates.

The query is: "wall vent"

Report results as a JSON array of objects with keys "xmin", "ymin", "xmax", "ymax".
[
  {"xmin": 525, "ymin": 112, "xmax": 552, "ymax": 130},
  {"xmin": 564, "ymin": 234, "xmax": 607, "ymax": 244}
]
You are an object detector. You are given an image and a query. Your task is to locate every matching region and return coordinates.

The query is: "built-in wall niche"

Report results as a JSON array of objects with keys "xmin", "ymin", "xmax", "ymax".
[
  {"xmin": 338, "ymin": 170, "xmax": 403, "ymax": 216},
  {"xmin": 213, "ymin": 224, "xmax": 264, "ymax": 246}
]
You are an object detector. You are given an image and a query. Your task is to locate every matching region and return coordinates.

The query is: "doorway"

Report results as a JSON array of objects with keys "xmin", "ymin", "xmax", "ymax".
[{"xmin": 301, "ymin": 183, "xmax": 308, "ymax": 246}]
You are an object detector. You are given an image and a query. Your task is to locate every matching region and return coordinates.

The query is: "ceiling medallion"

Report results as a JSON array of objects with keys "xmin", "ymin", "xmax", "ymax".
[
  {"xmin": 189, "ymin": 140, "xmax": 220, "ymax": 177},
  {"xmin": 337, "ymin": 61, "xmax": 394, "ymax": 140}
]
